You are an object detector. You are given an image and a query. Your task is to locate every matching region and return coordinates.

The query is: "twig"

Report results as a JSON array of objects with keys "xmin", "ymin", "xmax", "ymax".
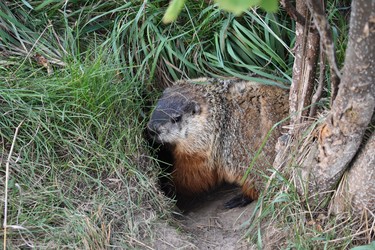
[
  {"xmin": 128, "ymin": 237, "xmax": 155, "ymax": 250},
  {"xmin": 3, "ymin": 121, "xmax": 23, "ymax": 249},
  {"xmin": 309, "ymin": 42, "xmax": 326, "ymax": 117},
  {"xmin": 327, "ymin": 227, "xmax": 374, "ymax": 243}
]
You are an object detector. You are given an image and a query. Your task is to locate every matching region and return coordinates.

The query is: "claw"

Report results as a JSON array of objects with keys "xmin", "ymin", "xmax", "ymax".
[{"xmin": 224, "ymin": 194, "xmax": 253, "ymax": 209}]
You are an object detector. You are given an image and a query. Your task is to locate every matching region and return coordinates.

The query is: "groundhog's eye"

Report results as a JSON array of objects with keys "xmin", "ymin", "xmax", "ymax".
[{"xmin": 171, "ymin": 114, "xmax": 182, "ymax": 123}]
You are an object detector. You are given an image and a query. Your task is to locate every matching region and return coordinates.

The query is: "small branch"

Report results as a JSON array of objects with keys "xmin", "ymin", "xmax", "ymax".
[
  {"xmin": 3, "ymin": 121, "xmax": 23, "ymax": 250},
  {"xmin": 309, "ymin": 42, "xmax": 326, "ymax": 117},
  {"xmin": 306, "ymin": 0, "xmax": 341, "ymax": 103}
]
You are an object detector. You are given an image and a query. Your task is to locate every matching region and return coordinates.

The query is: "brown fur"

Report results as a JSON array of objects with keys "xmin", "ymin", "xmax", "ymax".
[
  {"xmin": 148, "ymin": 78, "xmax": 289, "ymax": 204},
  {"xmin": 172, "ymin": 150, "xmax": 218, "ymax": 194}
]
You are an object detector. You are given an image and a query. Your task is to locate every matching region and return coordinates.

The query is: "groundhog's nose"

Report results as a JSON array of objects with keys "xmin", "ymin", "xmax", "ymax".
[{"xmin": 147, "ymin": 121, "xmax": 160, "ymax": 137}]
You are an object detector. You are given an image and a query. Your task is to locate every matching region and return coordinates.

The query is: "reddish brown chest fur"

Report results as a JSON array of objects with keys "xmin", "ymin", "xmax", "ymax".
[{"xmin": 172, "ymin": 149, "xmax": 219, "ymax": 195}]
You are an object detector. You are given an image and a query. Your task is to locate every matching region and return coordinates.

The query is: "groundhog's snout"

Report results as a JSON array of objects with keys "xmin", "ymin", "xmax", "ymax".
[
  {"xmin": 148, "ymin": 106, "xmax": 178, "ymax": 139},
  {"xmin": 147, "ymin": 110, "xmax": 171, "ymax": 139},
  {"xmin": 147, "ymin": 120, "xmax": 161, "ymax": 138}
]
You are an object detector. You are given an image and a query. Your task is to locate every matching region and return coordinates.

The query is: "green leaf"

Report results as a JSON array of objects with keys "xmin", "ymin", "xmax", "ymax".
[
  {"xmin": 35, "ymin": 0, "xmax": 59, "ymax": 11},
  {"xmin": 259, "ymin": 0, "xmax": 278, "ymax": 12},
  {"xmin": 214, "ymin": 0, "xmax": 261, "ymax": 16},
  {"xmin": 162, "ymin": 0, "xmax": 186, "ymax": 24},
  {"xmin": 20, "ymin": 0, "xmax": 34, "ymax": 10},
  {"xmin": 351, "ymin": 241, "xmax": 375, "ymax": 250}
]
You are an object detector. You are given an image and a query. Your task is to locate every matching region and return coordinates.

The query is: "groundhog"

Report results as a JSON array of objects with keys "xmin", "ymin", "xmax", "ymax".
[{"xmin": 147, "ymin": 78, "xmax": 289, "ymax": 208}]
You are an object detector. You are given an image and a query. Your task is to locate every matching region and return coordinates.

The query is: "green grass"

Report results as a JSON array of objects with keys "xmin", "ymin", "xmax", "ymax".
[
  {"xmin": 109, "ymin": 2, "xmax": 294, "ymax": 85},
  {"xmin": 1, "ymin": 0, "xmax": 295, "ymax": 86},
  {"xmin": 0, "ymin": 49, "xmax": 173, "ymax": 248}
]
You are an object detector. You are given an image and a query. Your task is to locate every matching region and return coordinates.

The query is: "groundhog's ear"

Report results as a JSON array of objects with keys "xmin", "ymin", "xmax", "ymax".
[
  {"xmin": 192, "ymin": 101, "xmax": 201, "ymax": 115},
  {"xmin": 184, "ymin": 101, "xmax": 201, "ymax": 115}
]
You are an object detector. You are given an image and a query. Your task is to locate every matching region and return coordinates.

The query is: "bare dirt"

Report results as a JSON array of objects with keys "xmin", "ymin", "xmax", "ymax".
[{"xmin": 154, "ymin": 185, "xmax": 257, "ymax": 250}]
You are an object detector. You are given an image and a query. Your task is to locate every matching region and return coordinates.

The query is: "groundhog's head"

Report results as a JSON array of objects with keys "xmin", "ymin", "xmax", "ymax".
[{"xmin": 147, "ymin": 85, "xmax": 208, "ymax": 146}]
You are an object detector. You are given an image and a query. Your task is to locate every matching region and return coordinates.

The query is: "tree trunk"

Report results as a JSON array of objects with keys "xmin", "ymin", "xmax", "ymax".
[{"xmin": 297, "ymin": 0, "xmax": 375, "ymax": 208}]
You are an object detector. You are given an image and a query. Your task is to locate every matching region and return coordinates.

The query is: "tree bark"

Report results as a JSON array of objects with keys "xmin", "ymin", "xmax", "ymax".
[
  {"xmin": 289, "ymin": 0, "xmax": 320, "ymax": 130},
  {"xmin": 298, "ymin": 0, "xmax": 375, "ymax": 207},
  {"xmin": 330, "ymin": 131, "xmax": 375, "ymax": 216}
]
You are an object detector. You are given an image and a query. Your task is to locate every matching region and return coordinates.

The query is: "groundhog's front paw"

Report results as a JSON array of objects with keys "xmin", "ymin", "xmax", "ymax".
[{"xmin": 224, "ymin": 194, "xmax": 253, "ymax": 209}]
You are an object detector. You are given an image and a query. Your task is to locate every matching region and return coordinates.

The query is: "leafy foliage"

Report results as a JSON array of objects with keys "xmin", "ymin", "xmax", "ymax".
[
  {"xmin": 163, "ymin": 0, "xmax": 279, "ymax": 22},
  {"xmin": 163, "ymin": 0, "xmax": 186, "ymax": 23}
]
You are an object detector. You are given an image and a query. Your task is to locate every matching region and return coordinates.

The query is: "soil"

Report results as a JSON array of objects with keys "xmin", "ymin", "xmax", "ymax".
[{"xmin": 153, "ymin": 185, "xmax": 257, "ymax": 250}]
